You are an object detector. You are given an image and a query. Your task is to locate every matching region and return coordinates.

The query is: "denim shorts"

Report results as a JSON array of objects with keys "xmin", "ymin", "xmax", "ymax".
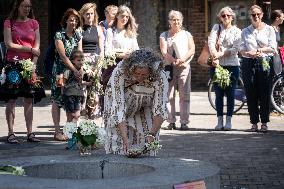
[{"xmin": 63, "ymin": 95, "xmax": 83, "ymax": 113}]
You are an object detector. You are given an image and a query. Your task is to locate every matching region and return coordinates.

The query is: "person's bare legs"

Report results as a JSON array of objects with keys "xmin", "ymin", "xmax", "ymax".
[
  {"xmin": 52, "ymin": 101, "xmax": 66, "ymax": 140},
  {"xmin": 6, "ymin": 99, "xmax": 16, "ymax": 136},
  {"xmin": 24, "ymin": 98, "xmax": 33, "ymax": 134}
]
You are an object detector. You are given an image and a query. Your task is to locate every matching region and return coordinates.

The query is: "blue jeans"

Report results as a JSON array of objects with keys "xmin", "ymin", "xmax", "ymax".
[
  {"xmin": 241, "ymin": 57, "xmax": 273, "ymax": 124},
  {"xmin": 210, "ymin": 66, "xmax": 240, "ymax": 117}
]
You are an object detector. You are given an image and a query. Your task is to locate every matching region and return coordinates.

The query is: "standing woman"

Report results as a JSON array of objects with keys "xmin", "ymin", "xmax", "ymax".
[
  {"xmin": 160, "ymin": 10, "xmax": 195, "ymax": 130},
  {"xmin": 208, "ymin": 7, "xmax": 242, "ymax": 131},
  {"xmin": 2, "ymin": 0, "xmax": 42, "ymax": 143},
  {"xmin": 51, "ymin": 8, "xmax": 82, "ymax": 141},
  {"xmin": 102, "ymin": 5, "xmax": 139, "ymax": 89},
  {"xmin": 240, "ymin": 5, "xmax": 277, "ymax": 132},
  {"xmin": 79, "ymin": 3, "xmax": 104, "ymax": 118},
  {"xmin": 271, "ymin": 10, "xmax": 284, "ymax": 75}
]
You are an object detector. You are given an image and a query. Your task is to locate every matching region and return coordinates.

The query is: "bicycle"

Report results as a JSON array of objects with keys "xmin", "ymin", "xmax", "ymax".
[
  {"xmin": 270, "ymin": 71, "xmax": 284, "ymax": 114},
  {"xmin": 208, "ymin": 76, "xmax": 246, "ymax": 114}
]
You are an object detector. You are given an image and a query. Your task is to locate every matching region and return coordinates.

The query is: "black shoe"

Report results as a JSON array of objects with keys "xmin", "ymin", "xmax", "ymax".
[
  {"xmin": 163, "ymin": 123, "xmax": 176, "ymax": 130},
  {"xmin": 180, "ymin": 124, "xmax": 189, "ymax": 130}
]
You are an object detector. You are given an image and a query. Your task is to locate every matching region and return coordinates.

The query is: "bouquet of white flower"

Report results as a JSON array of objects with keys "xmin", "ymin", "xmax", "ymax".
[
  {"xmin": 0, "ymin": 165, "xmax": 25, "ymax": 176},
  {"xmin": 19, "ymin": 58, "xmax": 35, "ymax": 80},
  {"xmin": 63, "ymin": 119, "xmax": 106, "ymax": 148}
]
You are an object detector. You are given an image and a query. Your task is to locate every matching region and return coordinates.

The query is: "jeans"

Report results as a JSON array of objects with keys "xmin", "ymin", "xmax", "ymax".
[
  {"xmin": 210, "ymin": 66, "xmax": 240, "ymax": 117},
  {"xmin": 241, "ymin": 57, "xmax": 273, "ymax": 124}
]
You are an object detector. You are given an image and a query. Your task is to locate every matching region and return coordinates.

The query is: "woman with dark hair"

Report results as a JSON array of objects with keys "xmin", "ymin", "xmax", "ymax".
[
  {"xmin": 104, "ymin": 48, "xmax": 168, "ymax": 155},
  {"xmin": 2, "ymin": 0, "xmax": 43, "ymax": 143},
  {"xmin": 240, "ymin": 5, "xmax": 277, "ymax": 132},
  {"xmin": 271, "ymin": 9, "xmax": 284, "ymax": 75},
  {"xmin": 51, "ymin": 8, "xmax": 83, "ymax": 141}
]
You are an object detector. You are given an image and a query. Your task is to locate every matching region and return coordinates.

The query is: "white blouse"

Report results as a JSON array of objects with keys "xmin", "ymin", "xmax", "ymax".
[
  {"xmin": 105, "ymin": 28, "xmax": 139, "ymax": 55},
  {"xmin": 208, "ymin": 24, "xmax": 241, "ymax": 66},
  {"xmin": 240, "ymin": 24, "xmax": 277, "ymax": 57}
]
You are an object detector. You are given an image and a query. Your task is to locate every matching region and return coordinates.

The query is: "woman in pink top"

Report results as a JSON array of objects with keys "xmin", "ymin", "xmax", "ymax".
[{"xmin": 2, "ymin": 0, "xmax": 43, "ymax": 144}]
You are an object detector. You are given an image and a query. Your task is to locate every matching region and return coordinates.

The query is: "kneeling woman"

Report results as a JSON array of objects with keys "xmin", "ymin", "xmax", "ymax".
[{"xmin": 104, "ymin": 48, "xmax": 168, "ymax": 155}]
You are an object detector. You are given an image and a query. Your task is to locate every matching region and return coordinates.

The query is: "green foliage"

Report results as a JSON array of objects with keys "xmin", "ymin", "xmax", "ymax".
[{"xmin": 213, "ymin": 65, "xmax": 231, "ymax": 89}]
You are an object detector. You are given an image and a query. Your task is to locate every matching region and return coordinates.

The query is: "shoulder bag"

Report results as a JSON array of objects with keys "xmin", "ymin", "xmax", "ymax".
[{"xmin": 198, "ymin": 25, "xmax": 221, "ymax": 67}]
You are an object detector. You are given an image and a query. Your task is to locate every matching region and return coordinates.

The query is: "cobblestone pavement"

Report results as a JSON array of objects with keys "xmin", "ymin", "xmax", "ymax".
[{"xmin": 0, "ymin": 91, "xmax": 283, "ymax": 189}]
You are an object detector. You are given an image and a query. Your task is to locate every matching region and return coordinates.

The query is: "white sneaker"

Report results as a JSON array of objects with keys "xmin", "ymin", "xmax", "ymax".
[
  {"xmin": 214, "ymin": 116, "xmax": 223, "ymax": 131},
  {"xmin": 224, "ymin": 116, "xmax": 232, "ymax": 131}
]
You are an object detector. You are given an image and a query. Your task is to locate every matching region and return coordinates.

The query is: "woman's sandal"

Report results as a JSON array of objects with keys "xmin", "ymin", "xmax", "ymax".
[
  {"xmin": 248, "ymin": 124, "xmax": 258, "ymax": 132},
  {"xmin": 27, "ymin": 133, "xmax": 40, "ymax": 143},
  {"xmin": 259, "ymin": 124, "xmax": 268, "ymax": 133},
  {"xmin": 54, "ymin": 132, "xmax": 68, "ymax": 141},
  {"xmin": 6, "ymin": 134, "xmax": 20, "ymax": 144}
]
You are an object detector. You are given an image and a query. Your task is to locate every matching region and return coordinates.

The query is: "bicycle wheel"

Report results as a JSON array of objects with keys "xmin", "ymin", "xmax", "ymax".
[
  {"xmin": 271, "ymin": 74, "xmax": 284, "ymax": 114},
  {"xmin": 208, "ymin": 77, "xmax": 245, "ymax": 114}
]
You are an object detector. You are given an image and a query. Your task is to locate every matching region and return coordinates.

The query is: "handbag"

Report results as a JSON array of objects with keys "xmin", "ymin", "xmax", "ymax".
[{"xmin": 198, "ymin": 25, "xmax": 221, "ymax": 67}]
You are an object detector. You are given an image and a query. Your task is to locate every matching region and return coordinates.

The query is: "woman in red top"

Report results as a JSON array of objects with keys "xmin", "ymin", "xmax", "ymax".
[{"xmin": 2, "ymin": 0, "xmax": 42, "ymax": 144}]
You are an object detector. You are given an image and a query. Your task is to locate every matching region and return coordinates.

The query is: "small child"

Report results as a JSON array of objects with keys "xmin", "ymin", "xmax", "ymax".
[{"xmin": 62, "ymin": 50, "xmax": 92, "ymax": 124}]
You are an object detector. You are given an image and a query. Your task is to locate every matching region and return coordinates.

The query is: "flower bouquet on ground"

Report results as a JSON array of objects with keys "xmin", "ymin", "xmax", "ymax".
[
  {"xmin": 0, "ymin": 165, "xmax": 25, "ymax": 176},
  {"xmin": 213, "ymin": 64, "xmax": 231, "ymax": 89},
  {"xmin": 127, "ymin": 140, "xmax": 162, "ymax": 158},
  {"xmin": 63, "ymin": 119, "xmax": 106, "ymax": 156}
]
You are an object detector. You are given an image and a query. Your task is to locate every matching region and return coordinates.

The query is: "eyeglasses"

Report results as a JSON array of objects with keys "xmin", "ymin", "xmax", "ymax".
[
  {"xmin": 251, "ymin": 13, "xmax": 262, "ymax": 18},
  {"xmin": 221, "ymin": 14, "xmax": 231, "ymax": 18}
]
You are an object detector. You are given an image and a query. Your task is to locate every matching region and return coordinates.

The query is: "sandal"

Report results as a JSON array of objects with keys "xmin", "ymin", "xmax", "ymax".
[
  {"xmin": 248, "ymin": 124, "xmax": 258, "ymax": 132},
  {"xmin": 27, "ymin": 133, "xmax": 40, "ymax": 143},
  {"xmin": 259, "ymin": 124, "xmax": 268, "ymax": 133},
  {"xmin": 6, "ymin": 134, "xmax": 20, "ymax": 144},
  {"xmin": 54, "ymin": 132, "xmax": 68, "ymax": 141}
]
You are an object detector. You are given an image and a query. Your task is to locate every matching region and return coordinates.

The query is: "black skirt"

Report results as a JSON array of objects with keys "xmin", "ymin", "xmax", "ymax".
[{"xmin": 0, "ymin": 61, "xmax": 46, "ymax": 103}]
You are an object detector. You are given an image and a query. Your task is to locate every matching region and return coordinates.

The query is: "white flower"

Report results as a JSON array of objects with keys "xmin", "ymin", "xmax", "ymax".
[
  {"xmin": 79, "ymin": 119, "xmax": 97, "ymax": 136},
  {"xmin": 0, "ymin": 69, "xmax": 6, "ymax": 85},
  {"xmin": 63, "ymin": 122, "xmax": 78, "ymax": 139},
  {"xmin": 96, "ymin": 127, "xmax": 106, "ymax": 145},
  {"xmin": 145, "ymin": 140, "xmax": 162, "ymax": 151}
]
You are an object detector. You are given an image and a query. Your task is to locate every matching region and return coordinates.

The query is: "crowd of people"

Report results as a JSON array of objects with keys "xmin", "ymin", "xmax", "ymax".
[{"xmin": 1, "ymin": 0, "xmax": 283, "ymax": 156}]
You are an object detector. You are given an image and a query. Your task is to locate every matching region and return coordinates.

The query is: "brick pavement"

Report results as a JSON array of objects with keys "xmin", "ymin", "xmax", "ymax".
[{"xmin": 0, "ymin": 91, "xmax": 283, "ymax": 189}]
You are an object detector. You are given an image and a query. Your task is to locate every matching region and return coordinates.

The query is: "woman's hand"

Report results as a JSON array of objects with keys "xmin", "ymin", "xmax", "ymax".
[
  {"xmin": 146, "ymin": 134, "xmax": 155, "ymax": 143},
  {"xmin": 31, "ymin": 48, "xmax": 40, "ymax": 57},
  {"xmin": 211, "ymin": 58, "xmax": 220, "ymax": 67}
]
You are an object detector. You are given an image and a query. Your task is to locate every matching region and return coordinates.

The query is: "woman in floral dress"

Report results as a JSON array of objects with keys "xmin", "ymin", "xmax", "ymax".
[
  {"xmin": 51, "ymin": 8, "xmax": 82, "ymax": 141},
  {"xmin": 104, "ymin": 48, "xmax": 168, "ymax": 155}
]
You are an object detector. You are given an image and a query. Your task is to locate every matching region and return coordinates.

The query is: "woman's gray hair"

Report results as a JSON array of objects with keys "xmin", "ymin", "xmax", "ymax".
[
  {"xmin": 217, "ymin": 6, "xmax": 236, "ymax": 25},
  {"xmin": 123, "ymin": 48, "xmax": 163, "ymax": 81},
  {"xmin": 168, "ymin": 10, "xmax": 184, "ymax": 21}
]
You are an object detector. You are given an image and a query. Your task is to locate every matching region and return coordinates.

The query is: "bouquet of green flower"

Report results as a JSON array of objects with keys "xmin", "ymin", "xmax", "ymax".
[
  {"xmin": 19, "ymin": 58, "xmax": 35, "ymax": 80},
  {"xmin": 213, "ymin": 64, "xmax": 231, "ymax": 89},
  {"xmin": 127, "ymin": 140, "xmax": 162, "ymax": 158},
  {"xmin": 19, "ymin": 58, "xmax": 42, "ymax": 87},
  {"xmin": 261, "ymin": 57, "xmax": 270, "ymax": 71},
  {"xmin": 0, "ymin": 165, "xmax": 25, "ymax": 176},
  {"xmin": 63, "ymin": 119, "xmax": 106, "ymax": 148}
]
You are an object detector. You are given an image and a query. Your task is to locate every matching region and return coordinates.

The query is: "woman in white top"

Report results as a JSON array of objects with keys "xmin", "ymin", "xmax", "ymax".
[
  {"xmin": 101, "ymin": 5, "xmax": 139, "ymax": 96},
  {"xmin": 240, "ymin": 5, "xmax": 277, "ymax": 133},
  {"xmin": 160, "ymin": 10, "xmax": 195, "ymax": 130},
  {"xmin": 208, "ymin": 6, "xmax": 241, "ymax": 131}
]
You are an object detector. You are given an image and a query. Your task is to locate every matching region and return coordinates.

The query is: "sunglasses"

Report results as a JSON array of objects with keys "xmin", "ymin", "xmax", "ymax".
[
  {"xmin": 251, "ymin": 13, "xmax": 262, "ymax": 18},
  {"xmin": 221, "ymin": 14, "xmax": 231, "ymax": 18}
]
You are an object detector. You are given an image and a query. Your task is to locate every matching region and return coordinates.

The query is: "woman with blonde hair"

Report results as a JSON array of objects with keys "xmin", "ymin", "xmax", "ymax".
[
  {"xmin": 208, "ymin": 6, "xmax": 241, "ymax": 131},
  {"xmin": 160, "ymin": 10, "xmax": 195, "ymax": 130},
  {"xmin": 79, "ymin": 3, "xmax": 104, "ymax": 118},
  {"xmin": 240, "ymin": 5, "xmax": 277, "ymax": 132},
  {"xmin": 101, "ymin": 5, "xmax": 139, "ymax": 103}
]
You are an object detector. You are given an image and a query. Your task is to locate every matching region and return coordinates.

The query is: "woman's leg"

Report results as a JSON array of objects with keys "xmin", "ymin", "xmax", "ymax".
[
  {"xmin": 6, "ymin": 99, "xmax": 16, "ymax": 135},
  {"xmin": 167, "ymin": 73, "xmax": 176, "ymax": 124},
  {"xmin": 52, "ymin": 101, "xmax": 61, "ymax": 133},
  {"xmin": 241, "ymin": 59, "xmax": 259, "ymax": 124},
  {"xmin": 178, "ymin": 65, "xmax": 191, "ymax": 125},
  {"xmin": 24, "ymin": 97, "xmax": 33, "ymax": 134}
]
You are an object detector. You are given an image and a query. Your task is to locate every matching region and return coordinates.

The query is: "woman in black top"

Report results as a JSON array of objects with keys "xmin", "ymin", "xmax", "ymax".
[{"xmin": 79, "ymin": 3, "xmax": 104, "ymax": 118}]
